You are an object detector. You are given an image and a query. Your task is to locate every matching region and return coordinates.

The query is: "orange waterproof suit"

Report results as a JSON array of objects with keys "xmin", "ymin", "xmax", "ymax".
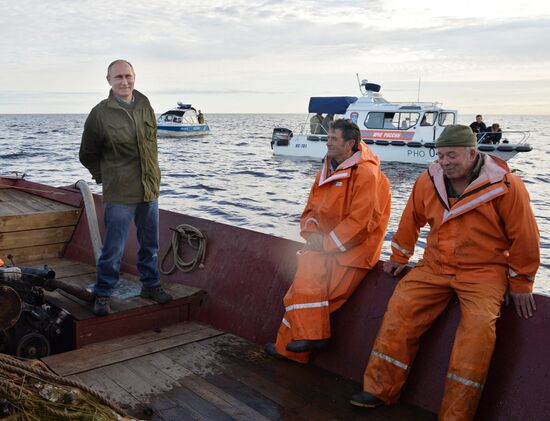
[
  {"xmin": 362, "ymin": 154, "xmax": 540, "ymax": 420},
  {"xmin": 275, "ymin": 143, "xmax": 391, "ymax": 363}
]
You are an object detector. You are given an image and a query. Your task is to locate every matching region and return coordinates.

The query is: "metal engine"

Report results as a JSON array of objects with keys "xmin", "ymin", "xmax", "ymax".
[
  {"xmin": 271, "ymin": 127, "xmax": 293, "ymax": 148},
  {"xmin": 0, "ymin": 266, "xmax": 71, "ymax": 359}
]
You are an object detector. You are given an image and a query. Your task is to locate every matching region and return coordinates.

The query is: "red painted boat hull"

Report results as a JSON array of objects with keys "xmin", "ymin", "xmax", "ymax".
[{"xmin": 4, "ymin": 177, "xmax": 549, "ymax": 420}]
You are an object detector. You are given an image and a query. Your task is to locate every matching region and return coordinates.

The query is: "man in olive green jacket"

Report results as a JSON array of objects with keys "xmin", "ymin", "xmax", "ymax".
[{"xmin": 80, "ymin": 59, "xmax": 172, "ymax": 316}]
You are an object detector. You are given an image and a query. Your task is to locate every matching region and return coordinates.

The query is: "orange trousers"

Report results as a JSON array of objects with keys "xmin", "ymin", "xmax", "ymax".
[
  {"xmin": 362, "ymin": 264, "xmax": 506, "ymax": 421},
  {"xmin": 274, "ymin": 250, "xmax": 368, "ymax": 363}
]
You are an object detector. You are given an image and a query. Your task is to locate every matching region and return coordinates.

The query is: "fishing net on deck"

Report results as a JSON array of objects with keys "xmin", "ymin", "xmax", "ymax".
[{"xmin": 0, "ymin": 353, "xmax": 134, "ymax": 420}]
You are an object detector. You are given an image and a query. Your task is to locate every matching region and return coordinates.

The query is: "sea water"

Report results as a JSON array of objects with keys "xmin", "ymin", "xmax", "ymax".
[{"xmin": 0, "ymin": 113, "xmax": 548, "ymax": 295}]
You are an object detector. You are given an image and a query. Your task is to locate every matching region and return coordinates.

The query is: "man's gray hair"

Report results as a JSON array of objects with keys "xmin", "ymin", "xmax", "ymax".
[{"xmin": 107, "ymin": 59, "xmax": 134, "ymax": 77}]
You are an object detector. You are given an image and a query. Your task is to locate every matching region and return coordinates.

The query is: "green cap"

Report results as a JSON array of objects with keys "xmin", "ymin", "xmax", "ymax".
[{"xmin": 435, "ymin": 124, "xmax": 477, "ymax": 148}]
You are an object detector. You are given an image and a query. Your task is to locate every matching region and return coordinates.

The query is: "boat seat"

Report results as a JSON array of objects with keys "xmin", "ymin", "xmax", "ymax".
[
  {"xmin": 375, "ymin": 140, "xmax": 389, "ymax": 146},
  {"xmin": 407, "ymin": 141, "xmax": 422, "ymax": 148},
  {"xmin": 390, "ymin": 140, "xmax": 406, "ymax": 146},
  {"xmin": 515, "ymin": 144, "xmax": 532, "ymax": 152},
  {"xmin": 477, "ymin": 145, "xmax": 496, "ymax": 152}
]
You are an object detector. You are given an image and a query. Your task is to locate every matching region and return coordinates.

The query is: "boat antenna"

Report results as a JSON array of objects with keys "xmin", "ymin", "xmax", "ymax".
[
  {"xmin": 417, "ymin": 77, "xmax": 421, "ymax": 103},
  {"xmin": 356, "ymin": 73, "xmax": 363, "ymax": 95}
]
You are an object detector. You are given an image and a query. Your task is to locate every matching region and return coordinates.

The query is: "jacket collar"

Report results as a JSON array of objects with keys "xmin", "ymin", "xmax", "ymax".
[
  {"xmin": 428, "ymin": 153, "xmax": 510, "ymax": 223},
  {"xmin": 106, "ymin": 89, "xmax": 148, "ymax": 110},
  {"xmin": 318, "ymin": 143, "xmax": 379, "ymax": 187}
]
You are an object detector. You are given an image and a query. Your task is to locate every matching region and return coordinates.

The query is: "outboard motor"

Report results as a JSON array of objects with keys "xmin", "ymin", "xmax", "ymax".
[{"xmin": 271, "ymin": 128, "xmax": 293, "ymax": 148}]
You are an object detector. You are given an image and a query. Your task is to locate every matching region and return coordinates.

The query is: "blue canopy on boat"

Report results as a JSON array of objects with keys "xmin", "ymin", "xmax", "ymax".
[{"xmin": 308, "ymin": 96, "xmax": 358, "ymax": 114}]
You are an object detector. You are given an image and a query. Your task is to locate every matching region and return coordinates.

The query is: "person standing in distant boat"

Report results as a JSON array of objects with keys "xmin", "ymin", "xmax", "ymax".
[
  {"xmin": 310, "ymin": 112, "xmax": 324, "ymax": 134},
  {"xmin": 264, "ymin": 119, "xmax": 391, "ymax": 363},
  {"xmin": 321, "ymin": 113, "xmax": 335, "ymax": 134},
  {"xmin": 197, "ymin": 110, "xmax": 205, "ymax": 124},
  {"xmin": 469, "ymin": 114, "xmax": 487, "ymax": 137},
  {"xmin": 79, "ymin": 59, "xmax": 172, "ymax": 316}
]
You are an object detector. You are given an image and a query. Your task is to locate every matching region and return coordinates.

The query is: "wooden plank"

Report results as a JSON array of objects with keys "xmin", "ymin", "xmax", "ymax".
[
  {"xmin": 0, "ymin": 201, "xmax": 35, "ymax": 217},
  {"xmin": 155, "ymin": 406, "xmax": 202, "ymax": 421},
  {"xmin": 0, "ymin": 209, "xmax": 80, "ymax": 232},
  {"xmin": 43, "ymin": 276, "xmax": 203, "ymax": 330},
  {"xmin": 190, "ymin": 370, "xmax": 290, "ymax": 421},
  {"xmin": 163, "ymin": 340, "xmax": 330, "ymax": 421},
  {"xmin": 201, "ymin": 335, "xmax": 436, "ymax": 421},
  {"xmin": 0, "ymin": 225, "xmax": 75, "ymax": 249},
  {"xmin": 84, "ymin": 358, "xmax": 225, "ymax": 420},
  {"xmin": 43, "ymin": 325, "xmax": 223, "ymax": 376},
  {"xmin": 69, "ymin": 368, "xmax": 142, "ymax": 412},
  {"xmin": 142, "ymin": 351, "xmax": 270, "ymax": 420},
  {"xmin": 0, "ymin": 189, "xmax": 77, "ymax": 213},
  {"xmin": 0, "ymin": 243, "xmax": 66, "ymax": 264},
  {"xmin": 123, "ymin": 356, "xmax": 236, "ymax": 421},
  {"xmin": 45, "ymin": 322, "xmax": 208, "ymax": 365}
]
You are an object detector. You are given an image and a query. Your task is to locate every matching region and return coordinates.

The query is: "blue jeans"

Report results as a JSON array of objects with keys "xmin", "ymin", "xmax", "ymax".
[{"xmin": 95, "ymin": 200, "xmax": 161, "ymax": 297}]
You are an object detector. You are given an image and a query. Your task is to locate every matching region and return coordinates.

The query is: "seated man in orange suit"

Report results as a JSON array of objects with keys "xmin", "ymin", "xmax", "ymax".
[{"xmin": 265, "ymin": 119, "xmax": 391, "ymax": 363}]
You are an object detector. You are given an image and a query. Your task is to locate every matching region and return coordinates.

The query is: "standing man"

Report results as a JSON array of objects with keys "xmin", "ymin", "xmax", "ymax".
[
  {"xmin": 321, "ymin": 113, "xmax": 335, "ymax": 134},
  {"xmin": 469, "ymin": 114, "xmax": 487, "ymax": 134},
  {"xmin": 310, "ymin": 112, "xmax": 323, "ymax": 134},
  {"xmin": 265, "ymin": 119, "xmax": 391, "ymax": 363},
  {"xmin": 197, "ymin": 110, "xmax": 205, "ymax": 124},
  {"xmin": 352, "ymin": 125, "xmax": 540, "ymax": 420},
  {"xmin": 80, "ymin": 59, "xmax": 172, "ymax": 316}
]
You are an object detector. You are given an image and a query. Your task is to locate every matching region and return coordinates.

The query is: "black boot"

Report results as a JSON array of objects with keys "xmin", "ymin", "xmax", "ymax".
[
  {"xmin": 93, "ymin": 296, "xmax": 111, "ymax": 316},
  {"xmin": 264, "ymin": 343, "xmax": 286, "ymax": 360},
  {"xmin": 350, "ymin": 391, "xmax": 384, "ymax": 408},
  {"xmin": 286, "ymin": 339, "xmax": 330, "ymax": 353}
]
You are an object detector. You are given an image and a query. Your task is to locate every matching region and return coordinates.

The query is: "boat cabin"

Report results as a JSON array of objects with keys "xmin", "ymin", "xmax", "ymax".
[
  {"xmin": 158, "ymin": 103, "xmax": 201, "ymax": 125},
  {"xmin": 346, "ymin": 82, "xmax": 457, "ymax": 145}
]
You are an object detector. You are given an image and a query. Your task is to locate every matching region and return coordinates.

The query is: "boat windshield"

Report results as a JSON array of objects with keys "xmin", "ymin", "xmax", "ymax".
[{"xmin": 365, "ymin": 112, "xmax": 420, "ymax": 130}]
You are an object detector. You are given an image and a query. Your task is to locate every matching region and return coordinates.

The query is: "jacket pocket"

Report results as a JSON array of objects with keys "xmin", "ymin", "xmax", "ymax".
[
  {"xmin": 144, "ymin": 120, "xmax": 157, "ymax": 141},
  {"xmin": 107, "ymin": 123, "xmax": 133, "ymax": 145}
]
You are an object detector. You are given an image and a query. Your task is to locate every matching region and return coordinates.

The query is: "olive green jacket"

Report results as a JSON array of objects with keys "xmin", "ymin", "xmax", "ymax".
[{"xmin": 79, "ymin": 90, "xmax": 161, "ymax": 203}]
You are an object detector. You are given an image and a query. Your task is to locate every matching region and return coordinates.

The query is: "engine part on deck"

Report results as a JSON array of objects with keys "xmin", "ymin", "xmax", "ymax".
[
  {"xmin": 0, "ymin": 286, "xmax": 22, "ymax": 330},
  {"xmin": 15, "ymin": 332, "xmax": 51, "ymax": 359},
  {"xmin": 1, "ymin": 265, "xmax": 94, "ymax": 303}
]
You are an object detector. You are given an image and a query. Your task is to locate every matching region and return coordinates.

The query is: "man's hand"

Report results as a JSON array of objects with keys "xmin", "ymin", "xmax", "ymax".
[
  {"xmin": 508, "ymin": 291, "xmax": 536, "ymax": 319},
  {"xmin": 383, "ymin": 260, "xmax": 407, "ymax": 277},
  {"xmin": 305, "ymin": 233, "xmax": 324, "ymax": 251}
]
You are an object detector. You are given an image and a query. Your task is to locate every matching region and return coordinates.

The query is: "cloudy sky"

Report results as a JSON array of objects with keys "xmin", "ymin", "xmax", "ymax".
[{"xmin": 2, "ymin": 0, "xmax": 550, "ymax": 115}]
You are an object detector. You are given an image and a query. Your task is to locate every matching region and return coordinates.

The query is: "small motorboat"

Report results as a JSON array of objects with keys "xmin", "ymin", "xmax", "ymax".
[
  {"xmin": 272, "ymin": 81, "xmax": 532, "ymax": 164},
  {"xmin": 157, "ymin": 102, "xmax": 209, "ymax": 137}
]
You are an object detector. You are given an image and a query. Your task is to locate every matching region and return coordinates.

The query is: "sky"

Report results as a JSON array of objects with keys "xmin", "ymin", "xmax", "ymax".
[{"xmin": 1, "ymin": 0, "xmax": 550, "ymax": 115}]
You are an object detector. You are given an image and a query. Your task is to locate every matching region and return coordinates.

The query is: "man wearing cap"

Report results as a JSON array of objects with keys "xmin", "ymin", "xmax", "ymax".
[{"xmin": 351, "ymin": 125, "xmax": 540, "ymax": 420}]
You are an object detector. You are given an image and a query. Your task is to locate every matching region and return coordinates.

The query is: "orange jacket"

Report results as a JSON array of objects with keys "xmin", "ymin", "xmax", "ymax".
[
  {"xmin": 390, "ymin": 154, "xmax": 540, "ymax": 292},
  {"xmin": 300, "ymin": 143, "xmax": 391, "ymax": 269}
]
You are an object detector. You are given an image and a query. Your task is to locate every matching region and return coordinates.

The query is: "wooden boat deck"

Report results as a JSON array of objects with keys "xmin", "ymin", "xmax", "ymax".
[
  {"xmin": 0, "ymin": 187, "xmax": 81, "ymax": 263},
  {"xmin": 42, "ymin": 321, "xmax": 436, "ymax": 421},
  {"xmin": 24, "ymin": 257, "xmax": 205, "ymax": 348}
]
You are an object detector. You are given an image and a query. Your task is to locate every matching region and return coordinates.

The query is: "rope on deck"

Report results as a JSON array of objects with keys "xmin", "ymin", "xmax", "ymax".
[
  {"xmin": 160, "ymin": 224, "xmax": 207, "ymax": 274},
  {"xmin": 0, "ymin": 353, "xmax": 129, "ymax": 420}
]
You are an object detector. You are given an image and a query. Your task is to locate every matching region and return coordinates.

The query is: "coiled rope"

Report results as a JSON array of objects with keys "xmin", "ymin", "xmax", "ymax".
[
  {"xmin": 0, "ymin": 353, "xmax": 128, "ymax": 420},
  {"xmin": 160, "ymin": 224, "xmax": 207, "ymax": 274}
]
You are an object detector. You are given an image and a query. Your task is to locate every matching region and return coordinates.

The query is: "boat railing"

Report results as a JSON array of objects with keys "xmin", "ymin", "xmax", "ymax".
[{"xmin": 476, "ymin": 130, "xmax": 530, "ymax": 145}]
